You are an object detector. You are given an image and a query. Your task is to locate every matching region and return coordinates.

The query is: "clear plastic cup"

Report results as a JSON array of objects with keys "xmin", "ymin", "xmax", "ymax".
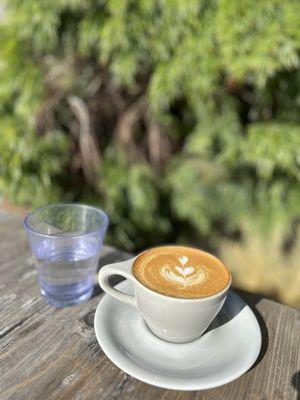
[{"xmin": 24, "ymin": 204, "xmax": 109, "ymax": 307}]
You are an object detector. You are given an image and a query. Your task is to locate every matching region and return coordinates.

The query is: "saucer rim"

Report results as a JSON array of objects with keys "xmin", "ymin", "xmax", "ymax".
[{"xmin": 94, "ymin": 282, "xmax": 262, "ymax": 391}]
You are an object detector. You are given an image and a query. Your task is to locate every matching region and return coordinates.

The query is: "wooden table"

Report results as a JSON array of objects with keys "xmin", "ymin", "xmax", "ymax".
[{"xmin": 1, "ymin": 210, "xmax": 300, "ymax": 400}]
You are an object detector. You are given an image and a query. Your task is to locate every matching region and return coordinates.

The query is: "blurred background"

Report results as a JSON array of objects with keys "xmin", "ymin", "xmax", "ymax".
[{"xmin": 0, "ymin": 0, "xmax": 299, "ymax": 307}]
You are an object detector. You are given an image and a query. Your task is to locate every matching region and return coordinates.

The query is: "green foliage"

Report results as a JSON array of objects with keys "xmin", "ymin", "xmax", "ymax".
[
  {"xmin": 99, "ymin": 149, "xmax": 170, "ymax": 249},
  {"xmin": 0, "ymin": 0, "xmax": 300, "ymax": 251},
  {"xmin": 216, "ymin": 0, "xmax": 300, "ymax": 84},
  {"xmin": 245, "ymin": 123, "xmax": 300, "ymax": 179},
  {"xmin": 0, "ymin": 121, "xmax": 69, "ymax": 206}
]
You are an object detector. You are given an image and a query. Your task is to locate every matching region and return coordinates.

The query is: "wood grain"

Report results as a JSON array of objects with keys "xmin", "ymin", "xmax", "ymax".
[{"xmin": 0, "ymin": 210, "xmax": 299, "ymax": 400}]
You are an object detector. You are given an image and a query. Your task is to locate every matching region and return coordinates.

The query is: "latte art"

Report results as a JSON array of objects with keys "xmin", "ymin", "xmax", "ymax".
[
  {"xmin": 162, "ymin": 265, "xmax": 206, "ymax": 285},
  {"xmin": 175, "ymin": 266, "xmax": 194, "ymax": 276},
  {"xmin": 161, "ymin": 255, "xmax": 207, "ymax": 287},
  {"xmin": 132, "ymin": 246, "xmax": 231, "ymax": 299}
]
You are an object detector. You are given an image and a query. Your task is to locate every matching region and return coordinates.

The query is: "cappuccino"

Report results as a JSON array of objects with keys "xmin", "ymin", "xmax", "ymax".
[{"xmin": 132, "ymin": 246, "xmax": 231, "ymax": 299}]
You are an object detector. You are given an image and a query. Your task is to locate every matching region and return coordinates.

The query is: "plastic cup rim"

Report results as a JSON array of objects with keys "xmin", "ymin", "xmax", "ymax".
[{"xmin": 23, "ymin": 203, "xmax": 109, "ymax": 239}]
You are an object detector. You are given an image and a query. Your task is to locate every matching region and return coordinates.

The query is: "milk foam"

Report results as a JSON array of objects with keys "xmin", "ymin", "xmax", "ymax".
[
  {"xmin": 160, "ymin": 256, "xmax": 207, "ymax": 287},
  {"xmin": 132, "ymin": 246, "xmax": 231, "ymax": 299}
]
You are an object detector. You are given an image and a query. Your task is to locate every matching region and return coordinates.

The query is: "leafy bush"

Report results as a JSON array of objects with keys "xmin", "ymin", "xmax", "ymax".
[{"xmin": 1, "ymin": 0, "xmax": 300, "ymax": 252}]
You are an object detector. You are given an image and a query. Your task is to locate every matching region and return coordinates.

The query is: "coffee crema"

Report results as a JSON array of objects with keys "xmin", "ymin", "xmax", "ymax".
[{"xmin": 132, "ymin": 246, "xmax": 231, "ymax": 299}]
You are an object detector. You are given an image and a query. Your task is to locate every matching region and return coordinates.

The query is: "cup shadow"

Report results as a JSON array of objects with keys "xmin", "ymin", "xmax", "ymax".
[
  {"xmin": 204, "ymin": 287, "xmax": 269, "ymax": 370},
  {"xmin": 204, "ymin": 290, "xmax": 244, "ymax": 333}
]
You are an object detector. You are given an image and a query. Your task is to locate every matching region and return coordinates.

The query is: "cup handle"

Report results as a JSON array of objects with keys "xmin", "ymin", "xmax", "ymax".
[{"xmin": 98, "ymin": 259, "xmax": 137, "ymax": 309}]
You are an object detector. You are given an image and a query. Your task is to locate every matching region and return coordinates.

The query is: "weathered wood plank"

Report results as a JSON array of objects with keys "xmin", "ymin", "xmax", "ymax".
[{"xmin": 0, "ymin": 210, "xmax": 299, "ymax": 400}]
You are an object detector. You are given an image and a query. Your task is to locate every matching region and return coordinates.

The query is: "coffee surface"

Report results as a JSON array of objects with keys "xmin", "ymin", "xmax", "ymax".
[{"xmin": 132, "ymin": 246, "xmax": 231, "ymax": 299}]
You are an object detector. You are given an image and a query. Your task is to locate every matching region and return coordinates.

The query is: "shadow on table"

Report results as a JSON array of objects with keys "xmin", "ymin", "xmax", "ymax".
[{"xmin": 292, "ymin": 371, "xmax": 300, "ymax": 400}]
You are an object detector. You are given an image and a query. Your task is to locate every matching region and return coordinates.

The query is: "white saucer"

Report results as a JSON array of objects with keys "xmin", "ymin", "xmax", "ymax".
[{"xmin": 94, "ymin": 281, "xmax": 262, "ymax": 391}]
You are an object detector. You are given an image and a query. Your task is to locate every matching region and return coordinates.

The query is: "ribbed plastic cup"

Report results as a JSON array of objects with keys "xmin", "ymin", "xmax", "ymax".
[{"xmin": 24, "ymin": 204, "xmax": 109, "ymax": 307}]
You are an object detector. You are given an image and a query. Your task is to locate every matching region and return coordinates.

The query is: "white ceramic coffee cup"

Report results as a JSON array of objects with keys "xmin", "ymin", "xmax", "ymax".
[{"xmin": 98, "ymin": 252, "xmax": 231, "ymax": 343}]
